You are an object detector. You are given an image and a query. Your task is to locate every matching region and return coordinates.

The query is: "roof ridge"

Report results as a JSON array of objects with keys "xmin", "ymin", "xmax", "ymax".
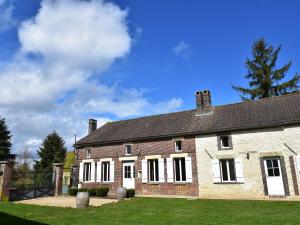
[
  {"xmin": 106, "ymin": 93, "xmax": 300, "ymax": 125},
  {"xmin": 215, "ymin": 92, "xmax": 300, "ymax": 108},
  {"xmin": 110, "ymin": 108, "xmax": 196, "ymax": 124}
]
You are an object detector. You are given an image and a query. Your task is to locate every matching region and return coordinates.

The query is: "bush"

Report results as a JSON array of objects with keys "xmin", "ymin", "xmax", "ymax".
[
  {"xmin": 126, "ymin": 189, "xmax": 135, "ymax": 198},
  {"xmin": 88, "ymin": 188, "xmax": 97, "ymax": 196},
  {"xmin": 68, "ymin": 188, "xmax": 78, "ymax": 196},
  {"xmin": 78, "ymin": 188, "xmax": 88, "ymax": 193},
  {"xmin": 95, "ymin": 187, "xmax": 109, "ymax": 197}
]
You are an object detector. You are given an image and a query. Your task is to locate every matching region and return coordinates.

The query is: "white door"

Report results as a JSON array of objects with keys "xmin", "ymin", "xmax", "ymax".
[
  {"xmin": 264, "ymin": 158, "xmax": 285, "ymax": 196},
  {"xmin": 123, "ymin": 162, "xmax": 135, "ymax": 189}
]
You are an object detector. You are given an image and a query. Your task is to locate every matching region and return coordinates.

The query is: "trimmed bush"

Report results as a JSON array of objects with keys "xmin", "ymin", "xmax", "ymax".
[
  {"xmin": 68, "ymin": 188, "xmax": 78, "ymax": 196},
  {"xmin": 126, "ymin": 189, "xmax": 135, "ymax": 198},
  {"xmin": 95, "ymin": 187, "xmax": 109, "ymax": 197},
  {"xmin": 88, "ymin": 188, "xmax": 97, "ymax": 196},
  {"xmin": 78, "ymin": 188, "xmax": 88, "ymax": 193}
]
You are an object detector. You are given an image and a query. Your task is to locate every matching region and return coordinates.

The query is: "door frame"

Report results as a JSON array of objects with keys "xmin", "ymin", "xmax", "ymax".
[
  {"xmin": 263, "ymin": 157, "xmax": 285, "ymax": 196},
  {"xmin": 122, "ymin": 161, "xmax": 135, "ymax": 189}
]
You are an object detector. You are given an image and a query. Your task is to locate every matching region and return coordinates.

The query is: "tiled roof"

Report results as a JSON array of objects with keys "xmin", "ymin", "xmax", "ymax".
[{"xmin": 77, "ymin": 93, "xmax": 300, "ymax": 146}]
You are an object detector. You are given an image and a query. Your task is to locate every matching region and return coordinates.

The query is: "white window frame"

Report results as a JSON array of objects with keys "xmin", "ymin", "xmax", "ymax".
[
  {"xmin": 173, "ymin": 157, "xmax": 186, "ymax": 183},
  {"xmin": 83, "ymin": 162, "xmax": 92, "ymax": 182},
  {"xmin": 86, "ymin": 149, "xmax": 91, "ymax": 158},
  {"xmin": 101, "ymin": 161, "xmax": 110, "ymax": 182},
  {"xmin": 125, "ymin": 145, "xmax": 132, "ymax": 155},
  {"xmin": 220, "ymin": 159, "xmax": 236, "ymax": 183},
  {"xmin": 175, "ymin": 140, "xmax": 182, "ymax": 152},
  {"xmin": 148, "ymin": 159, "xmax": 159, "ymax": 182}
]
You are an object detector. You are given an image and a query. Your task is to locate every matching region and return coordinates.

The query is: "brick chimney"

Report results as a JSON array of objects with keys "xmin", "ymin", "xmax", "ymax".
[
  {"xmin": 195, "ymin": 90, "xmax": 213, "ymax": 116},
  {"xmin": 88, "ymin": 119, "xmax": 97, "ymax": 134}
]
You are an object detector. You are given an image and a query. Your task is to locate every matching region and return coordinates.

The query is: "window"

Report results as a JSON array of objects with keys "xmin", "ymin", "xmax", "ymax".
[
  {"xmin": 220, "ymin": 159, "xmax": 236, "ymax": 182},
  {"xmin": 218, "ymin": 135, "xmax": 232, "ymax": 150},
  {"xmin": 102, "ymin": 162, "xmax": 110, "ymax": 182},
  {"xmin": 86, "ymin": 149, "xmax": 91, "ymax": 158},
  {"xmin": 125, "ymin": 145, "xmax": 132, "ymax": 155},
  {"xmin": 266, "ymin": 159, "xmax": 280, "ymax": 177},
  {"xmin": 175, "ymin": 140, "xmax": 182, "ymax": 152},
  {"xmin": 83, "ymin": 163, "xmax": 91, "ymax": 182},
  {"xmin": 174, "ymin": 157, "xmax": 186, "ymax": 182},
  {"xmin": 148, "ymin": 159, "xmax": 159, "ymax": 182},
  {"xmin": 124, "ymin": 165, "xmax": 131, "ymax": 178},
  {"xmin": 221, "ymin": 136, "xmax": 229, "ymax": 148}
]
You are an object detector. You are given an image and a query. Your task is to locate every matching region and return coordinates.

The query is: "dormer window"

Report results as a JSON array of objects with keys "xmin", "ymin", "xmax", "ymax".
[
  {"xmin": 125, "ymin": 145, "xmax": 132, "ymax": 155},
  {"xmin": 218, "ymin": 134, "xmax": 233, "ymax": 150},
  {"xmin": 175, "ymin": 140, "xmax": 182, "ymax": 152},
  {"xmin": 86, "ymin": 149, "xmax": 91, "ymax": 158}
]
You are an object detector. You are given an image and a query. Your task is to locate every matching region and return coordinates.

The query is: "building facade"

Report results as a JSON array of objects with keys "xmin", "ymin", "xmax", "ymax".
[
  {"xmin": 77, "ymin": 136, "xmax": 199, "ymax": 196},
  {"xmin": 196, "ymin": 126, "xmax": 300, "ymax": 199},
  {"xmin": 76, "ymin": 91, "xmax": 300, "ymax": 199}
]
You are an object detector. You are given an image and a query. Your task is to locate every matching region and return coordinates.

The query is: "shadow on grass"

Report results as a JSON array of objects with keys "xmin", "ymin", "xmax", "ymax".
[{"xmin": 0, "ymin": 212, "xmax": 48, "ymax": 225}]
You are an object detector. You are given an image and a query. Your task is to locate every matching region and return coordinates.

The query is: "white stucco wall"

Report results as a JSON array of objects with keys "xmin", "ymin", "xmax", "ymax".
[{"xmin": 195, "ymin": 125, "xmax": 300, "ymax": 199}]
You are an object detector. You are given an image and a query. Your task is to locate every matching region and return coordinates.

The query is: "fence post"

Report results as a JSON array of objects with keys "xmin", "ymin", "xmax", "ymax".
[
  {"xmin": 0, "ymin": 160, "xmax": 14, "ymax": 201},
  {"xmin": 52, "ymin": 163, "xmax": 64, "ymax": 196}
]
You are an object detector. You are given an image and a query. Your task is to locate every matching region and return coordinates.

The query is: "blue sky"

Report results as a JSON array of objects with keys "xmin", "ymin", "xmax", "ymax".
[{"xmin": 0, "ymin": 0, "xmax": 299, "ymax": 153}]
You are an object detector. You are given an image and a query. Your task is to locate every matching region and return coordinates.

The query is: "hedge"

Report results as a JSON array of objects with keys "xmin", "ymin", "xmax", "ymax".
[
  {"xmin": 126, "ymin": 189, "xmax": 135, "ymax": 198},
  {"xmin": 96, "ymin": 187, "xmax": 109, "ymax": 197},
  {"xmin": 68, "ymin": 188, "xmax": 78, "ymax": 196}
]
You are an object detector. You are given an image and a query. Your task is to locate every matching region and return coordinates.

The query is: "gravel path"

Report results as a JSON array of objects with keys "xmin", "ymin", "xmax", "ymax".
[{"xmin": 15, "ymin": 196, "xmax": 117, "ymax": 208}]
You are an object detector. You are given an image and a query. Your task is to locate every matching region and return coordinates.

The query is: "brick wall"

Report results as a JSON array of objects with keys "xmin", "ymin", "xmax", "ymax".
[{"xmin": 77, "ymin": 136, "xmax": 199, "ymax": 197}]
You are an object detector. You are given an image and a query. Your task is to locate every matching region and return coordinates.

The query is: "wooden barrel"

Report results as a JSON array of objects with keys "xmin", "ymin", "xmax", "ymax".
[
  {"xmin": 76, "ymin": 192, "xmax": 89, "ymax": 208},
  {"xmin": 117, "ymin": 187, "xmax": 126, "ymax": 201}
]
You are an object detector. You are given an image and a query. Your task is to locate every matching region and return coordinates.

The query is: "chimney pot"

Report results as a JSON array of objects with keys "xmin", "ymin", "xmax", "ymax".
[{"xmin": 88, "ymin": 119, "xmax": 97, "ymax": 134}]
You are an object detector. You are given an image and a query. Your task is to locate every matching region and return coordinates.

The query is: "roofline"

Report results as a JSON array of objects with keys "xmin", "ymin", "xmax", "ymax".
[{"xmin": 75, "ymin": 120, "xmax": 300, "ymax": 148}]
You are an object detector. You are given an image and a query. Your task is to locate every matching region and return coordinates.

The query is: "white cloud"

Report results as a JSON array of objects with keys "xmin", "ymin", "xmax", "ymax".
[
  {"xmin": 19, "ymin": 0, "xmax": 131, "ymax": 72},
  {"xmin": 0, "ymin": 0, "xmax": 15, "ymax": 31},
  {"xmin": 173, "ymin": 41, "xmax": 191, "ymax": 59},
  {"xmin": 0, "ymin": 0, "xmax": 183, "ymax": 155}
]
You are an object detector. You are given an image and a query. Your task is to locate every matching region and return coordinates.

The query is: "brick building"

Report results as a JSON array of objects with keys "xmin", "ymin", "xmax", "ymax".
[{"xmin": 76, "ymin": 90, "xmax": 300, "ymax": 198}]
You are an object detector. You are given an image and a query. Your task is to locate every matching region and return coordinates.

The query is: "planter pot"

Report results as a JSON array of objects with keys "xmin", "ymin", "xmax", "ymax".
[
  {"xmin": 76, "ymin": 192, "xmax": 89, "ymax": 208},
  {"xmin": 117, "ymin": 187, "xmax": 126, "ymax": 201}
]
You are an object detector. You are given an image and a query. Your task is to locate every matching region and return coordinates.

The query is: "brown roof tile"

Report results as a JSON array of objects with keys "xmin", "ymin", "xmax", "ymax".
[{"xmin": 77, "ymin": 93, "xmax": 300, "ymax": 146}]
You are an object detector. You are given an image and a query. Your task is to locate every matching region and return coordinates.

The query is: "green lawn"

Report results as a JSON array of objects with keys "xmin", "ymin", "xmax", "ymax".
[{"xmin": 1, "ymin": 198, "xmax": 300, "ymax": 225}]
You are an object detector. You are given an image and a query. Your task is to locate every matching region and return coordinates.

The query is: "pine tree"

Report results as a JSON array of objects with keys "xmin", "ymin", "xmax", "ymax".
[
  {"xmin": 0, "ymin": 116, "xmax": 12, "ymax": 160},
  {"xmin": 232, "ymin": 38, "xmax": 300, "ymax": 100},
  {"xmin": 35, "ymin": 131, "xmax": 67, "ymax": 173}
]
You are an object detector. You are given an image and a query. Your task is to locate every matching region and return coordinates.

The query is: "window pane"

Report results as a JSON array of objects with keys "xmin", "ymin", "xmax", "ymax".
[
  {"xmin": 274, "ymin": 168, "xmax": 280, "ymax": 176},
  {"xmin": 174, "ymin": 158, "xmax": 181, "ymax": 181},
  {"xmin": 181, "ymin": 158, "xmax": 186, "ymax": 181},
  {"xmin": 149, "ymin": 160, "xmax": 154, "ymax": 181},
  {"xmin": 228, "ymin": 159, "xmax": 236, "ymax": 181},
  {"xmin": 272, "ymin": 160, "xmax": 279, "ymax": 168},
  {"xmin": 221, "ymin": 136, "xmax": 229, "ymax": 147},
  {"xmin": 155, "ymin": 159, "xmax": 159, "ymax": 181},
  {"xmin": 175, "ymin": 141, "xmax": 182, "ymax": 151},
  {"xmin": 221, "ymin": 160, "xmax": 228, "ymax": 181},
  {"xmin": 268, "ymin": 169, "xmax": 274, "ymax": 176},
  {"xmin": 126, "ymin": 145, "xmax": 132, "ymax": 155},
  {"xmin": 266, "ymin": 160, "xmax": 272, "ymax": 168}
]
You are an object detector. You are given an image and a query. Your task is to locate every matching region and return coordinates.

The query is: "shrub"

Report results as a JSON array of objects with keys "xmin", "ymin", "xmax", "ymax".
[
  {"xmin": 68, "ymin": 187, "xmax": 78, "ymax": 196},
  {"xmin": 95, "ymin": 187, "xmax": 109, "ymax": 197},
  {"xmin": 78, "ymin": 188, "xmax": 88, "ymax": 193},
  {"xmin": 88, "ymin": 188, "xmax": 97, "ymax": 196},
  {"xmin": 126, "ymin": 189, "xmax": 135, "ymax": 198}
]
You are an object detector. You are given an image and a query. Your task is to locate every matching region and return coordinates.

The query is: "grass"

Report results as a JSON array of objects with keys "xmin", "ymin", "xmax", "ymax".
[{"xmin": 1, "ymin": 198, "xmax": 300, "ymax": 225}]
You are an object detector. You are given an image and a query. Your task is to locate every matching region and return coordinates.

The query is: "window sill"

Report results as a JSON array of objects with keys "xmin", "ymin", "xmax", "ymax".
[
  {"xmin": 213, "ymin": 182, "xmax": 244, "ymax": 184},
  {"xmin": 173, "ymin": 182, "xmax": 189, "ymax": 185}
]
